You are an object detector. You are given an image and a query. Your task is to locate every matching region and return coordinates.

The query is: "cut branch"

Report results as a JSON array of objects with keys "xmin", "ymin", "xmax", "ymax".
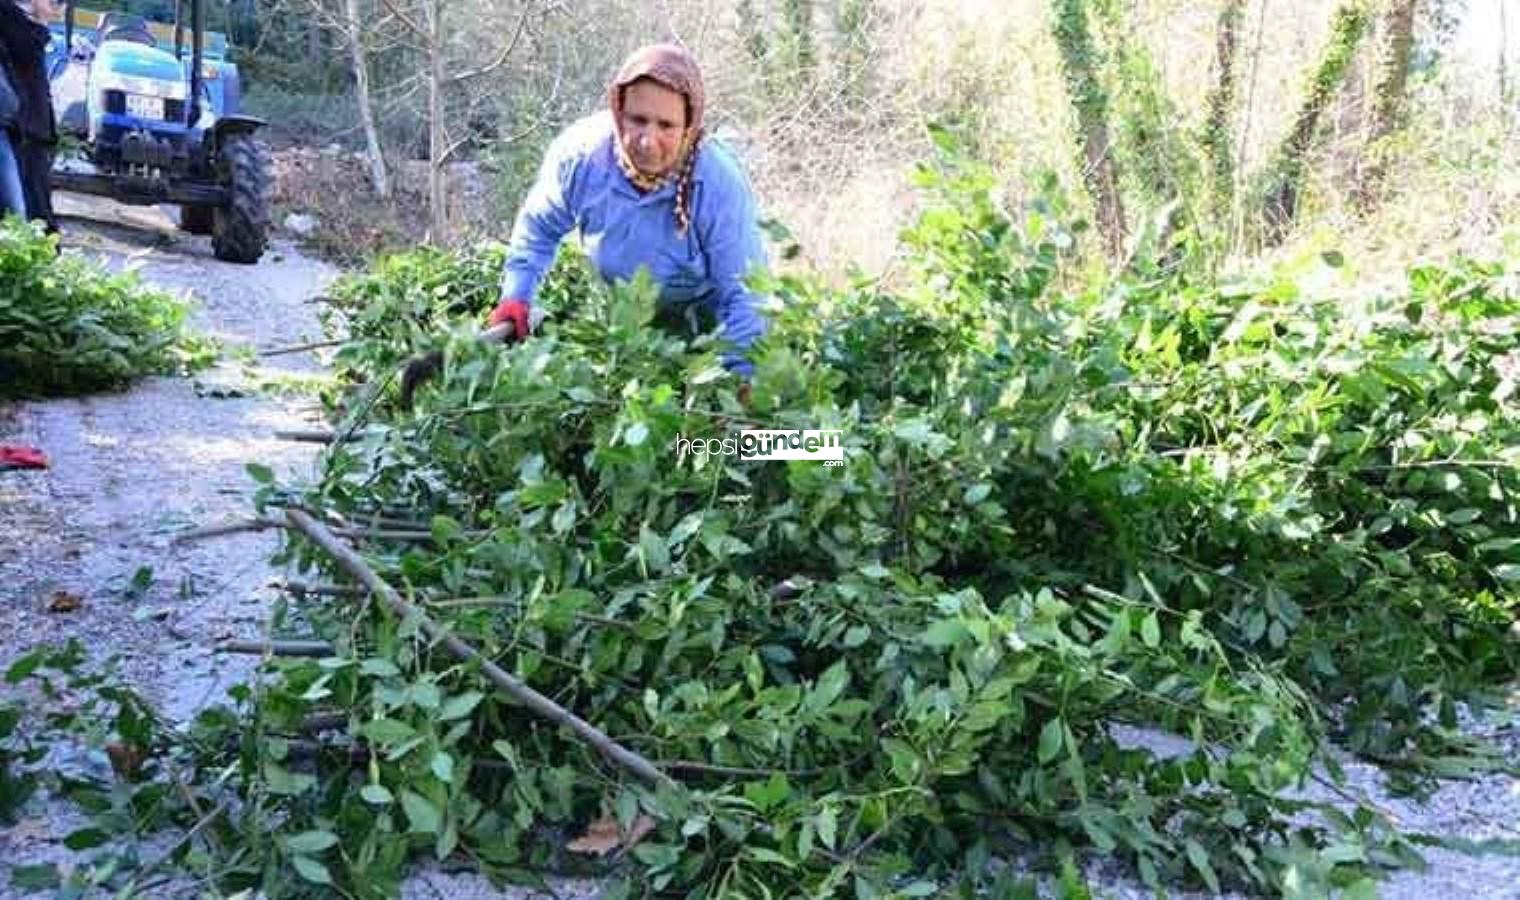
[
  {"xmin": 282, "ymin": 509, "xmax": 673, "ymax": 786},
  {"xmin": 221, "ymin": 639, "xmax": 336, "ymax": 657},
  {"xmin": 259, "ymin": 338, "xmax": 345, "ymax": 357},
  {"xmin": 273, "ymin": 429, "xmax": 350, "ymax": 444},
  {"xmin": 172, "ymin": 517, "xmax": 286, "ymax": 544}
]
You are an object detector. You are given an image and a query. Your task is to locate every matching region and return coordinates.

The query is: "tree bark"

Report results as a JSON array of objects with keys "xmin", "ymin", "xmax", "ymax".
[
  {"xmin": 1051, "ymin": 0, "xmax": 1126, "ymax": 261},
  {"xmin": 344, "ymin": 0, "xmax": 389, "ymax": 198},
  {"xmin": 1354, "ymin": 0, "xmax": 1417, "ymax": 209},
  {"xmin": 1262, "ymin": 1, "xmax": 1371, "ymax": 244},
  {"xmin": 1202, "ymin": 0, "xmax": 1244, "ymax": 220},
  {"xmin": 426, "ymin": 0, "xmax": 448, "ymax": 243}
]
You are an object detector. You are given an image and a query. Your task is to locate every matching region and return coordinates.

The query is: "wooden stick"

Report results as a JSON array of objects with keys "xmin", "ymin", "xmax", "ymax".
[
  {"xmin": 277, "ymin": 581, "xmax": 367, "ymax": 598},
  {"xmin": 172, "ymin": 517, "xmax": 285, "ymax": 544},
  {"xmin": 283, "ymin": 509, "xmax": 672, "ymax": 787},
  {"xmin": 220, "ymin": 639, "xmax": 335, "ymax": 657},
  {"xmin": 259, "ymin": 338, "xmax": 345, "ymax": 357},
  {"xmin": 273, "ymin": 428, "xmax": 345, "ymax": 444}
]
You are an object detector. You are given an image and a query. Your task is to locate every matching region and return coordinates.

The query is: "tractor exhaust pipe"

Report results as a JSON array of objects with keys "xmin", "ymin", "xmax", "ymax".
[{"xmin": 189, "ymin": 0, "xmax": 204, "ymax": 127}]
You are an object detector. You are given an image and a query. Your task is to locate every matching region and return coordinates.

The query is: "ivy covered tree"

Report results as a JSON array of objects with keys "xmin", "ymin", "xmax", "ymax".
[
  {"xmin": 1051, "ymin": 0, "xmax": 1127, "ymax": 261},
  {"xmin": 1261, "ymin": 1, "xmax": 1372, "ymax": 244}
]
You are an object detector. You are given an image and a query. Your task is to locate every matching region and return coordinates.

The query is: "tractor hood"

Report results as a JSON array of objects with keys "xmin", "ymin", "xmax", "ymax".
[{"xmin": 91, "ymin": 41, "xmax": 189, "ymax": 99}]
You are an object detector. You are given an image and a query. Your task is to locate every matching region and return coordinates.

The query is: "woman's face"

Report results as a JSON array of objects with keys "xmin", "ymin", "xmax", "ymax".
[{"xmin": 619, "ymin": 79, "xmax": 688, "ymax": 178}]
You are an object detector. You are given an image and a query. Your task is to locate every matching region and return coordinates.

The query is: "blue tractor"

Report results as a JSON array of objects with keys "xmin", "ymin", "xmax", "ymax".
[{"xmin": 48, "ymin": 0, "xmax": 270, "ymax": 263}]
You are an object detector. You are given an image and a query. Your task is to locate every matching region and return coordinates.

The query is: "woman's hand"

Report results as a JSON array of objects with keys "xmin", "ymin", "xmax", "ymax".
[{"xmin": 487, "ymin": 299, "xmax": 532, "ymax": 342}]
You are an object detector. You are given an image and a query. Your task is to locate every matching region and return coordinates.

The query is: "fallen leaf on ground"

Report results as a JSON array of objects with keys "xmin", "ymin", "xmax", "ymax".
[
  {"xmin": 566, "ymin": 814, "xmax": 656, "ymax": 856},
  {"xmin": 45, "ymin": 590, "xmax": 83, "ymax": 612},
  {"xmin": 106, "ymin": 741, "xmax": 148, "ymax": 781}
]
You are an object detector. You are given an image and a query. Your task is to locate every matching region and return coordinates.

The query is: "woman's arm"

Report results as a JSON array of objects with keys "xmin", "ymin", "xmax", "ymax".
[
  {"xmin": 499, "ymin": 128, "xmax": 583, "ymax": 304},
  {"xmin": 698, "ymin": 149, "xmax": 769, "ymax": 377}
]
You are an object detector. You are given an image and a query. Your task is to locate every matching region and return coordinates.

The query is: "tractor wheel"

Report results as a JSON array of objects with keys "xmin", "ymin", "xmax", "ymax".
[
  {"xmin": 179, "ymin": 204, "xmax": 214, "ymax": 235},
  {"xmin": 211, "ymin": 133, "xmax": 271, "ymax": 264}
]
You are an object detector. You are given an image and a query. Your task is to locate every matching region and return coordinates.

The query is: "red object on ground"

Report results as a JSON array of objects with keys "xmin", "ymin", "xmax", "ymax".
[
  {"xmin": 487, "ymin": 298, "xmax": 532, "ymax": 341},
  {"xmin": 0, "ymin": 445, "xmax": 48, "ymax": 470}
]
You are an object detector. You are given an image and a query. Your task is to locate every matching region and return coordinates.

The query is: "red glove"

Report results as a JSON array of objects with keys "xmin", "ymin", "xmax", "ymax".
[
  {"xmin": 0, "ymin": 445, "xmax": 48, "ymax": 470},
  {"xmin": 487, "ymin": 298, "xmax": 532, "ymax": 342}
]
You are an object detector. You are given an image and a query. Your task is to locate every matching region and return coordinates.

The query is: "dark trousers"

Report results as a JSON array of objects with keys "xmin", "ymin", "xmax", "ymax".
[{"xmin": 17, "ymin": 138, "xmax": 52, "ymax": 232}]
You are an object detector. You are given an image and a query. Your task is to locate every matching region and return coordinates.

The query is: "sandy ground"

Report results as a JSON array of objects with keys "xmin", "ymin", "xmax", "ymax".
[{"xmin": 0, "ymin": 196, "xmax": 1515, "ymax": 899}]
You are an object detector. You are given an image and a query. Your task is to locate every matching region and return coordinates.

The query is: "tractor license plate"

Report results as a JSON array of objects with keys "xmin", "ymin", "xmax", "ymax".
[{"xmin": 125, "ymin": 94, "xmax": 164, "ymax": 121}]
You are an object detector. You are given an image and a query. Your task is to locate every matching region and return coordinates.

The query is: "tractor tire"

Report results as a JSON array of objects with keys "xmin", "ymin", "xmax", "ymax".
[
  {"xmin": 179, "ymin": 204, "xmax": 214, "ymax": 235},
  {"xmin": 211, "ymin": 133, "xmax": 271, "ymax": 264}
]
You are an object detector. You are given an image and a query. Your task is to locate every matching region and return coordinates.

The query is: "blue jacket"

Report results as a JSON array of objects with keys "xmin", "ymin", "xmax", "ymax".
[{"xmin": 500, "ymin": 112, "xmax": 769, "ymax": 375}]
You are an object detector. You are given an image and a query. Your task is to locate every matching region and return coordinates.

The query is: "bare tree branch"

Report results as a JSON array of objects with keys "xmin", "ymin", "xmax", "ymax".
[{"xmin": 446, "ymin": 0, "xmax": 534, "ymax": 84}]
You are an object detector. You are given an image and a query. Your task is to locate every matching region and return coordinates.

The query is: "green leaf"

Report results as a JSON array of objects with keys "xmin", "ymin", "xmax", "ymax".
[
  {"xmin": 1037, "ymin": 718, "xmax": 1064, "ymax": 764},
  {"xmin": 811, "ymin": 660, "xmax": 850, "ymax": 710},
  {"xmin": 963, "ymin": 483, "xmax": 992, "ymax": 504},
  {"xmin": 245, "ymin": 462, "xmax": 273, "ymax": 484},
  {"xmin": 264, "ymin": 761, "xmax": 316, "ymax": 796},
  {"xmin": 624, "ymin": 422, "xmax": 649, "ymax": 447},
  {"xmin": 401, "ymin": 790, "xmax": 443, "ymax": 834},
  {"xmin": 62, "ymin": 828, "xmax": 110, "ymax": 850},
  {"xmin": 361, "ymin": 718, "xmax": 416, "ymax": 745},
  {"xmin": 1184, "ymin": 839, "xmax": 1220, "ymax": 893},
  {"xmin": 4, "ymin": 650, "xmax": 44, "ymax": 684},
  {"xmin": 360, "ymin": 657, "xmax": 401, "ymax": 678},
  {"xmin": 361, "ymin": 783, "xmax": 394, "ymax": 805},
  {"xmin": 291, "ymin": 855, "xmax": 333, "ymax": 885},
  {"xmin": 438, "ymin": 691, "xmax": 484, "ymax": 722},
  {"xmin": 431, "ymin": 751, "xmax": 455, "ymax": 784},
  {"xmin": 1495, "ymin": 564, "xmax": 1520, "ymax": 582},
  {"xmin": 921, "ymin": 619, "xmax": 968, "ymax": 648},
  {"xmin": 285, "ymin": 830, "xmax": 340, "ymax": 854},
  {"xmin": 8, "ymin": 864, "xmax": 60, "ymax": 889},
  {"xmin": 817, "ymin": 806, "xmax": 838, "ymax": 850},
  {"xmin": 1140, "ymin": 612, "xmax": 1161, "ymax": 648}
]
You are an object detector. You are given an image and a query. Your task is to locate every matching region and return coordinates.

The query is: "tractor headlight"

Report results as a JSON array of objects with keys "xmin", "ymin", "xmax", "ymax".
[{"xmin": 94, "ymin": 73, "xmax": 188, "ymax": 101}]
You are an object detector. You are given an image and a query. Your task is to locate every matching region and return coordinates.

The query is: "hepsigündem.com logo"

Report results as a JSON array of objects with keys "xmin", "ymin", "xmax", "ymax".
[{"xmin": 675, "ymin": 430, "xmax": 844, "ymax": 464}]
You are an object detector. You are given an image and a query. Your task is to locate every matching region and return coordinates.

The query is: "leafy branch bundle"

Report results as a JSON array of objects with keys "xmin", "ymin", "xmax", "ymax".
[
  {"xmin": 0, "ymin": 218, "xmax": 215, "ymax": 396},
  {"xmin": 12, "ymin": 148, "xmax": 1510, "ymax": 896},
  {"xmin": 222, "ymin": 145, "xmax": 1520, "ymax": 898}
]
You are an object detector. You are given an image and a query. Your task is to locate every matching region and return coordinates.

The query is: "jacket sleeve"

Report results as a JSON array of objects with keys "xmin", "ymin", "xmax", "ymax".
[
  {"xmin": 499, "ymin": 129, "xmax": 580, "ymax": 305},
  {"xmin": 697, "ymin": 157, "xmax": 769, "ymax": 378}
]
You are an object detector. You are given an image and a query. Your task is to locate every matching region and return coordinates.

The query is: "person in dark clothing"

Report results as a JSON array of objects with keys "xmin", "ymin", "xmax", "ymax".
[
  {"xmin": 0, "ymin": 45, "xmax": 27, "ymax": 218},
  {"xmin": 0, "ymin": 0, "xmax": 56, "ymax": 232}
]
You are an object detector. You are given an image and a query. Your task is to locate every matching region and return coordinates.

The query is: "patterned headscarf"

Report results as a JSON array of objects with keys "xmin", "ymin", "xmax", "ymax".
[{"xmin": 608, "ymin": 43, "xmax": 705, "ymax": 235}]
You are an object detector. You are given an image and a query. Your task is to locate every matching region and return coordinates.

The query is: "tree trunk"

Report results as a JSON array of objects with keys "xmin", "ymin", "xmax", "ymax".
[
  {"xmin": 1501, "ymin": 0, "xmax": 1512, "ymax": 122},
  {"xmin": 1051, "ymin": 0, "xmax": 1126, "ymax": 261},
  {"xmin": 1262, "ymin": 2, "xmax": 1371, "ymax": 244},
  {"xmin": 1202, "ymin": 0, "xmax": 1244, "ymax": 221},
  {"xmin": 345, "ymin": 0, "xmax": 389, "ymax": 198},
  {"xmin": 426, "ymin": 0, "xmax": 447, "ymax": 243},
  {"xmin": 1354, "ymin": 0, "xmax": 1417, "ymax": 209}
]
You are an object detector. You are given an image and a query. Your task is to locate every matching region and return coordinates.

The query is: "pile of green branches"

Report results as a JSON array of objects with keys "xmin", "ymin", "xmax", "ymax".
[
  {"xmin": 207, "ymin": 142, "xmax": 1515, "ymax": 897},
  {"xmin": 0, "ymin": 218, "xmax": 215, "ymax": 396},
  {"xmin": 5, "ymin": 146, "xmax": 1514, "ymax": 898}
]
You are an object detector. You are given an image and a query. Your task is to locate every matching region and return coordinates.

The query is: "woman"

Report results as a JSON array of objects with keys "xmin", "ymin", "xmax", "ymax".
[
  {"xmin": 0, "ymin": 0, "xmax": 56, "ymax": 231},
  {"xmin": 402, "ymin": 43, "xmax": 770, "ymax": 407}
]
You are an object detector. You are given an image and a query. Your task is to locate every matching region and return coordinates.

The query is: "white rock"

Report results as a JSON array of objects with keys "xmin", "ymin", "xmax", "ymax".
[{"xmin": 283, "ymin": 213, "xmax": 318, "ymax": 237}]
